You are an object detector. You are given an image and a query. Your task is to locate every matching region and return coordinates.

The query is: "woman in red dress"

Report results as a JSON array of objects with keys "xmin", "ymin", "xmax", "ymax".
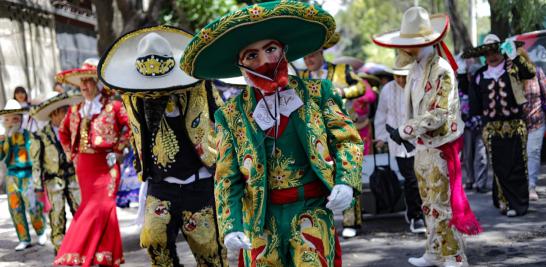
[{"xmin": 54, "ymin": 58, "xmax": 130, "ymax": 267}]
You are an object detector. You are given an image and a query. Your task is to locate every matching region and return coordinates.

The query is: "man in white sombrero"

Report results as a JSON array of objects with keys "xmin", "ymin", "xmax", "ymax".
[
  {"xmin": 373, "ymin": 6, "xmax": 482, "ymax": 267},
  {"xmin": 29, "ymin": 91, "xmax": 83, "ymax": 254},
  {"xmin": 99, "ymin": 25, "xmax": 227, "ymax": 267},
  {"xmin": 181, "ymin": 1, "xmax": 363, "ymax": 266},
  {"xmin": 0, "ymin": 99, "xmax": 47, "ymax": 251}
]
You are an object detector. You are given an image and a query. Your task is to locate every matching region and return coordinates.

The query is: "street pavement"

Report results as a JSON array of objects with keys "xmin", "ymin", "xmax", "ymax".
[{"xmin": 1, "ymin": 174, "xmax": 545, "ymax": 266}]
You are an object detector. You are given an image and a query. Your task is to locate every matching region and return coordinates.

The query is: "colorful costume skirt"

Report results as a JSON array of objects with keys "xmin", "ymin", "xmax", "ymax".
[{"xmin": 54, "ymin": 152, "xmax": 124, "ymax": 267}]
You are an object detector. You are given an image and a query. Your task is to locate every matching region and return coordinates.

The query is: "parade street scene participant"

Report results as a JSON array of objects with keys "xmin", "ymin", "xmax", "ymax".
[
  {"xmin": 99, "ymin": 25, "xmax": 227, "ymax": 267},
  {"xmin": 373, "ymin": 6, "xmax": 482, "ymax": 267},
  {"xmin": 464, "ymin": 34, "xmax": 537, "ymax": 217},
  {"xmin": 1, "ymin": 0, "xmax": 546, "ymax": 266},
  {"xmin": 0, "ymin": 99, "xmax": 47, "ymax": 251},
  {"xmin": 29, "ymin": 91, "xmax": 83, "ymax": 254},
  {"xmin": 180, "ymin": 1, "xmax": 363, "ymax": 265},
  {"xmin": 53, "ymin": 58, "xmax": 130, "ymax": 267}
]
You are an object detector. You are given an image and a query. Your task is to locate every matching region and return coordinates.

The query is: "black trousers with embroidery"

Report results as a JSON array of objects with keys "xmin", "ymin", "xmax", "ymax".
[{"xmin": 141, "ymin": 178, "xmax": 227, "ymax": 267}]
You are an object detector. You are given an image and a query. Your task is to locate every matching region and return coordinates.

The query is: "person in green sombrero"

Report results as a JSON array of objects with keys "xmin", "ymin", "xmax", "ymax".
[{"xmin": 181, "ymin": 1, "xmax": 363, "ymax": 266}]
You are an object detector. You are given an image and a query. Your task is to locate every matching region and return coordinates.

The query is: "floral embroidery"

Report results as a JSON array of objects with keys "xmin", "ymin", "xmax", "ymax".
[{"xmin": 248, "ymin": 4, "xmax": 265, "ymax": 20}]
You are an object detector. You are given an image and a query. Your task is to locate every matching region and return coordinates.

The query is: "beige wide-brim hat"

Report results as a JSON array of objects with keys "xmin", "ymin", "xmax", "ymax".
[
  {"xmin": 373, "ymin": 6, "xmax": 449, "ymax": 48},
  {"xmin": 99, "ymin": 25, "xmax": 199, "ymax": 92},
  {"xmin": 0, "ymin": 99, "xmax": 28, "ymax": 116},
  {"xmin": 333, "ymin": 56, "xmax": 365, "ymax": 70},
  {"xmin": 56, "ymin": 58, "xmax": 99, "ymax": 88},
  {"xmin": 30, "ymin": 91, "xmax": 83, "ymax": 122}
]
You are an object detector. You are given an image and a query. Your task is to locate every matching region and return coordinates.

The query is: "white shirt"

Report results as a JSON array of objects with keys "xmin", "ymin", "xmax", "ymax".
[
  {"xmin": 309, "ymin": 62, "xmax": 329, "ymax": 79},
  {"xmin": 476, "ymin": 60, "xmax": 506, "ymax": 84},
  {"xmin": 374, "ymin": 80, "xmax": 416, "ymax": 158},
  {"xmin": 79, "ymin": 94, "xmax": 102, "ymax": 118}
]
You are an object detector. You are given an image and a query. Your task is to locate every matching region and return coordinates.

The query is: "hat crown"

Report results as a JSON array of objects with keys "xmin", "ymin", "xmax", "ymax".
[
  {"xmin": 4, "ymin": 99, "xmax": 22, "ymax": 110},
  {"xmin": 400, "ymin": 7, "xmax": 433, "ymax": 37},
  {"xmin": 81, "ymin": 58, "xmax": 99, "ymax": 69},
  {"xmin": 483, "ymin": 34, "xmax": 500, "ymax": 45},
  {"xmin": 138, "ymin": 33, "xmax": 173, "ymax": 58}
]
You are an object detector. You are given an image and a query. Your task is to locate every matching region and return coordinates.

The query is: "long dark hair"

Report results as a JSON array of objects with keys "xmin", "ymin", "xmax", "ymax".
[{"xmin": 13, "ymin": 86, "xmax": 28, "ymax": 102}]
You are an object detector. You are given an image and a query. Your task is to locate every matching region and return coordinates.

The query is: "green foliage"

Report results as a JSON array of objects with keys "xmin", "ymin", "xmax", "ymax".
[{"xmin": 491, "ymin": 0, "xmax": 546, "ymax": 35}]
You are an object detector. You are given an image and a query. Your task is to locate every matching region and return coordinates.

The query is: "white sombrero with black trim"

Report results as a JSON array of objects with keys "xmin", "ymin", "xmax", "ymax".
[
  {"xmin": 373, "ymin": 6, "xmax": 449, "ymax": 48},
  {"xmin": 99, "ymin": 25, "xmax": 199, "ymax": 92},
  {"xmin": 30, "ymin": 91, "xmax": 83, "ymax": 122},
  {"xmin": 0, "ymin": 99, "xmax": 28, "ymax": 116}
]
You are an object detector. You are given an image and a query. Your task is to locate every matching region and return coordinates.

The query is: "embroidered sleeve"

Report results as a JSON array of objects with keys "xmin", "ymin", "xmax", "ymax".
[
  {"xmin": 59, "ymin": 107, "xmax": 72, "ymax": 155},
  {"xmin": 321, "ymin": 79, "xmax": 363, "ymax": 194},
  {"xmin": 399, "ymin": 72, "xmax": 454, "ymax": 140},
  {"xmin": 514, "ymin": 54, "xmax": 536, "ymax": 80},
  {"xmin": 338, "ymin": 65, "xmax": 369, "ymax": 100},
  {"xmin": 214, "ymin": 109, "xmax": 244, "ymax": 237},
  {"xmin": 30, "ymin": 133, "xmax": 43, "ymax": 191}
]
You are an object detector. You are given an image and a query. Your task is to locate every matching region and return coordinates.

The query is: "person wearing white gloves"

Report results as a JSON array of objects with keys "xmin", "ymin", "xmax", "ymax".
[{"xmin": 180, "ymin": 2, "xmax": 363, "ymax": 266}]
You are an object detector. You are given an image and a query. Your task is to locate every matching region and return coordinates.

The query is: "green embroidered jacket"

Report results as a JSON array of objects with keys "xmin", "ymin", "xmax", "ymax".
[{"xmin": 214, "ymin": 76, "xmax": 363, "ymax": 238}]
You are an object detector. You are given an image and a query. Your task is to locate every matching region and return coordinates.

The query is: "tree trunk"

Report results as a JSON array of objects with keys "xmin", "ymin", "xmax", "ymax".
[
  {"xmin": 445, "ymin": 0, "xmax": 472, "ymax": 52},
  {"xmin": 93, "ymin": 0, "xmax": 116, "ymax": 55},
  {"xmin": 488, "ymin": 0, "xmax": 510, "ymax": 39}
]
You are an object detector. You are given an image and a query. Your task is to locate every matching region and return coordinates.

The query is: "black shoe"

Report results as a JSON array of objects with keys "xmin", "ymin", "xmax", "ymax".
[
  {"xmin": 476, "ymin": 187, "xmax": 489, "ymax": 193},
  {"xmin": 464, "ymin": 183, "xmax": 473, "ymax": 190}
]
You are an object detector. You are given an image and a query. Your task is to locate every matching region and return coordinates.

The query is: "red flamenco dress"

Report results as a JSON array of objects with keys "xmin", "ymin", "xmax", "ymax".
[{"xmin": 54, "ymin": 96, "xmax": 130, "ymax": 267}]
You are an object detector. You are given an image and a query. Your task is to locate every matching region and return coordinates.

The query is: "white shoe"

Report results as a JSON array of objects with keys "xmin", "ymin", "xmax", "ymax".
[
  {"xmin": 529, "ymin": 188, "xmax": 539, "ymax": 201},
  {"xmin": 408, "ymin": 255, "xmax": 438, "ymax": 267},
  {"xmin": 342, "ymin": 228, "xmax": 357, "ymax": 238},
  {"xmin": 506, "ymin": 209, "xmax": 517, "ymax": 217},
  {"xmin": 15, "ymin": 241, "xmax": 30, "ymax": 251},
  {"xmin": 38, "ymin": 233, "xmax": 47, "ymax": 246}
]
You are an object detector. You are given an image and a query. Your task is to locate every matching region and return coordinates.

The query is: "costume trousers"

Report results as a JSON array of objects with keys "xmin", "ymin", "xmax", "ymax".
[
  {"xmin": 45, "ymin": 175, "xmax": 81, "ymax": 252},
  {"xmin": 414, "ymin": 148, "xmax": 467, "ymax": 264},
  {"xmin": 5, "ymin": 170, "xmax": 46, "ymax": 242},
  {"xmin": 141, "ymin": 178, "xmax": 227, "ymax": 267},
  {"xmin": 242, "ymin": 197, "xmax": 339, "ymax": 267},
  {"xmin": 396, "ymin": 156, "xmax": 423, "ymax": 221},
  {"xmin": 342, "ymin": 197, "xmax": 362, "ymax": 228},
  {"xmin": 462, "ymin": 128, "xmax": 488, "ymax": 190},
  {"xmin": 483, "ymin": 120, "xmax": 529, "ymax": 215}
]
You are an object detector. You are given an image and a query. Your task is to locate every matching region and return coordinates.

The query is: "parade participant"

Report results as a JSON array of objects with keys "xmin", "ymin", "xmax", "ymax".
[
  {"xmin": 53, "ymin": 58, "xmax": 130, "ymax": 267},
  {"xmin": 301, "ymin": 30, "xmax": 369, "ymax": 239},
  {"xmin": 301, "ymin": 32, "xmax": 368, "ymax": 100},
  {"xmin": 374, "ymin": 67, "xmax": 426, "ymax": 234},
  {"xmin": 181, "ymin": 1, "xmax": 363, "ymax": 265},
  {"xmin": 98, "ymin": 25, "xmax": 227, "ymax": 267},
  {"xmin": 463, "ymin": 34, "xmax": 536, "ymax": 216},
  {"xmin": 0, "ymin": 99, "xmax": 47, "ymax": 251},
  {"xmin": 29, "ymin": 91, "xmax": 83, "ymax": 254},
  {"xmin": 374, "ymin": 6, "xmax": 482, "ymax": 267}
]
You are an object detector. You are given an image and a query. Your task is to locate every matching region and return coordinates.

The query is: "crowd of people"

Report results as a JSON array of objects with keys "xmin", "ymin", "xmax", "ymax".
[{"xmin": 0, "ymin": 1, "xmax": 544, "ymax": 267}]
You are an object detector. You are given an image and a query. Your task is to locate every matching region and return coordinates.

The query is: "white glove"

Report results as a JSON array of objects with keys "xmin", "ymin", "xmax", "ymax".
[
  {"xmin": 106, "ymin": 152, "xmax": 117, "ymax": 167},
  {"xmin": 224, "ymin": 231, "xmax": 251, "ymax": 251},
  {"xmin": 325, "ymin": 184, "xmax": 354, "ymax": 213}
]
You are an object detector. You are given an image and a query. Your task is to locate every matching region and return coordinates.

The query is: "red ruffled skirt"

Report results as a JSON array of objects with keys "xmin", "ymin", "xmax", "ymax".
[{"xmin": 54, "ymin": 152, "xmax": 124, "ymax": 266}]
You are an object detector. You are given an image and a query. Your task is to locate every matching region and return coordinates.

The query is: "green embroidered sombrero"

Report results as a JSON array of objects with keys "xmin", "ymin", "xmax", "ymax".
[{"xmin": 180, "ymin": 0, "xmax": 336, "ymax": 79}]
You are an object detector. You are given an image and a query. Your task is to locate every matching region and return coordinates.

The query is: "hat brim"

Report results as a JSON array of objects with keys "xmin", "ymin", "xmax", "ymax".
[
  {"xmin": 30, "ymin": 93, "xmax": 83, "ymax": 121},
  {"xmin": 372, "ymin": 14, "xmax": 449, "ymax": 48},
  {"xmin": 99, "ymin": 25, "xmax": 199, "ymax": 92},
  {"xmin": 56, "ymin": 69, "xmax": 97, "ymax": 88},
  {"xmin": 0, "ymin": 108, "xmax": 28, "ymax": 116},
  {"xmin": 181, "ymin": 1, "xmax": 336, "ymax": 79},
  {"xmin": 357, "ymin": 74, "xmax": 380, "ymax": 86},
  {"xmin": 333, "ymin": 56, "xmax": 364, "ymax": 70},
  {"xmin": 461, "ymin": 40, "xmax": 525, "ymax": 59}
]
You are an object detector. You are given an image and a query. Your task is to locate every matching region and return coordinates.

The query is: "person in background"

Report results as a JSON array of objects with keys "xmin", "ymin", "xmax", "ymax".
[
  {"xmin": 457, "ymin": 58, "xmax": 489, "ymax": 193},
  {"xmin": 0, "ymin": 99, "xmax": 47, "ymax": 251},
  {"xmin": 523, "ymin": 65, "xmax": 546, "ymax": 201},
  {"xmin": 13, "ymin": 86, "xmax": 30, "ymax": 108},
  {"xmin": 53, "ymin": 82, "xmax": 65, "ymax": 93}
]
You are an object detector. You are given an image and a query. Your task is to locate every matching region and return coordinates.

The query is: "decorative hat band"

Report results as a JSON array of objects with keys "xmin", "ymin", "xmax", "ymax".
[
  {"xmin": 399, "ymin": 28, "xmax": 433, "ymax": 38},
  {"xmin": 135, "ymin": 54, "xmax": 175, "ymax": 77}
]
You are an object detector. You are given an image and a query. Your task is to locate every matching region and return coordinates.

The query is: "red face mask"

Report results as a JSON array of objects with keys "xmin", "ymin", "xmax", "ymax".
[{"xmin": 244, "ymin": 58, "xmax": 289, "ymax": 93}]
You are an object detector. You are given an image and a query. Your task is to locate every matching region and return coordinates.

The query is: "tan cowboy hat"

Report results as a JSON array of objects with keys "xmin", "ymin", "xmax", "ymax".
[
  {"xmin": 30, "ymin": 91, "xmax": 83, "ymax": 122},
  {"xmin": 99, "ymin": 25, "xmax": 198, "ymax": 92},
  {"xmin": 461, "ymin": 34, "xmax": 525, "ymax": 59},
  {"xmin": 387, "ymin": 65, "xmax": 412, "ymax": 76},
  {"xmin": 373, "ymin": 6, "xmax": 449, "ymax": 48},
  {"xmin": 56, "ymin": 58, "xmax": 98, "ymax": 88},
  {"xmin": 0, "ymin": 99, "xmax": 28, "ymax": 116}
]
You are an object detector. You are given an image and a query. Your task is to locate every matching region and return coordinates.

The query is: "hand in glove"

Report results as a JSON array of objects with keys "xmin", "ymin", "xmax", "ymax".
[
  {"xmin": 106, "ymin": 152, "xmax": 117, "ymax": 167},
  {"xmin": 325, "ymin": 184, "xmax": 353, "ymax": 213},
  {"xmin": 386, "ymin": 124, "xmax": 403, "ymax": 145},
  {"xmin": 224, "ymin": 232, "xmax": 251, "ymax": 251}
]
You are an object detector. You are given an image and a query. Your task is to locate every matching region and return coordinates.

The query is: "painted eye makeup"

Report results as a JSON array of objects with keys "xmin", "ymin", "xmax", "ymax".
[{"xmin": 265, "ymin": 46, "xmax": 278, "ymax": 53}]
